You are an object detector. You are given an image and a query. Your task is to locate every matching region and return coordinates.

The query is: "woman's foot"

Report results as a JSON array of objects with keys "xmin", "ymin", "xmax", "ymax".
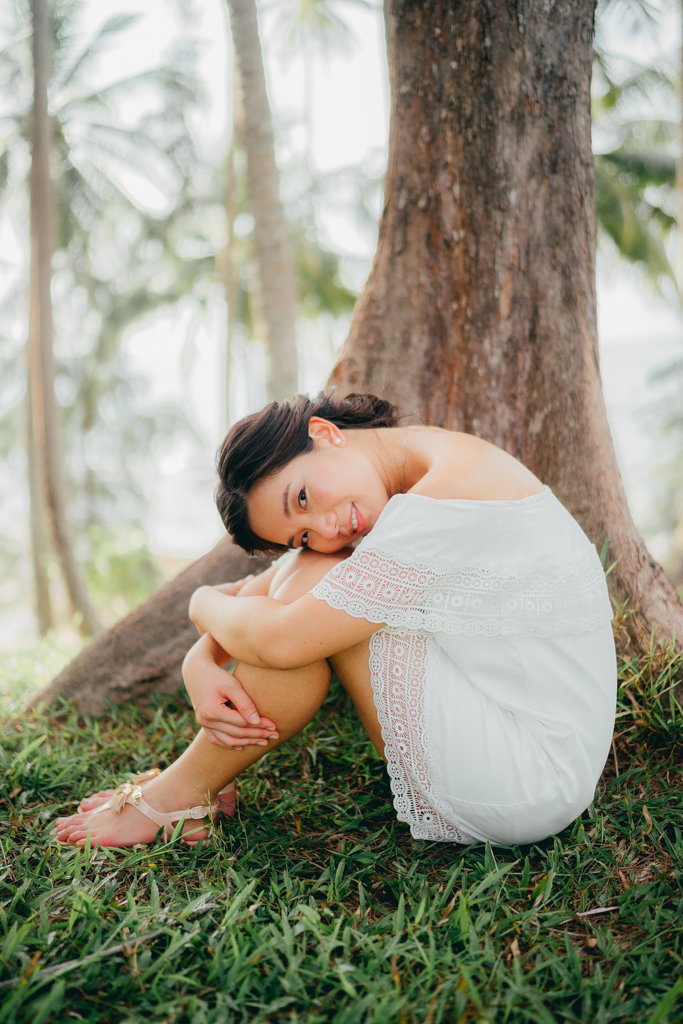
[
  {"xmin": 52, "ymin": 800, "xmax": 207, "ymax": 848},
  {"xmin": 53, "ymin": 772, "xmax": 236, "ymax": 848},
  {"xmin": 78, "ymin": 783, "xmax": 237, "ymax": 818}
]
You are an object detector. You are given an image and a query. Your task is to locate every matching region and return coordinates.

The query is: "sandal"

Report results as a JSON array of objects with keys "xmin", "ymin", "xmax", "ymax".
[
  {"xmin": 79, "ymin": 769, "xmax": 238, "ymax": 817},
  {"xmin": 89, "ymin": 770, "xmax": 237, "ymax": 846}
]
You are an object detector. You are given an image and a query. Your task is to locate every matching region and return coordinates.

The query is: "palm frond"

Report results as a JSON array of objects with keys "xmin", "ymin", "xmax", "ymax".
[
  {"xmin": 594, "ymin": 154, "xmax": 676, "ymax": 287},
  {"xmin": 52, "ymin": 14, "xmax": 141, "ymax": 94},
  {"xmin": 596, "ymin": 0, "xmax": 660, "ymax": 37}
]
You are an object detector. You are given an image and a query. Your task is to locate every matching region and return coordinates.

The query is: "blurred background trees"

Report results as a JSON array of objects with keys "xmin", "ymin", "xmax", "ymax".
[
  {"xmin": 1, "ymin": 0, "xmax": 683, "ymax": 651},
  {"xmin": 591, "ymin": 0, "xmax": 683, "ymax": 586}
]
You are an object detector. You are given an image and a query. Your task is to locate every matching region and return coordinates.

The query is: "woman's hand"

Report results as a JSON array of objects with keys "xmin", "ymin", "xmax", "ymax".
[{"xmin": 182, "ymin": 635, "xmax": 278, "ymax": 750}]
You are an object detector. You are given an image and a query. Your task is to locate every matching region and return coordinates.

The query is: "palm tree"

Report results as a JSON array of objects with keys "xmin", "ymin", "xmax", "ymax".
[
  {"xmin": 0, "ymin": 0, "xmax": 207, "ymax": 633},
  {"xmin": 29, "ymin": 0, "xmax": 100, "ymax": 634},
  {"xmin": 225, "ymin": 0, "xmax": 299, "ymax": 402}
]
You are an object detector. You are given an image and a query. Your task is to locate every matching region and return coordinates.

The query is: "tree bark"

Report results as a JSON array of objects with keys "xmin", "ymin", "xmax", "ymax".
[
  {"xmin": 28, "ymin": 538, "xmax": 271, "ymax": 714},
  {"xmin": 29, "ymin": 0, "xmax": 101, "ymax": 637},
  {"xmin": 328, "ymin": 0, "xmax": 683, "ymax": 657},
  {"xmin": 225, "ymin": 0, "xmax": 299, "ymax": 402}
]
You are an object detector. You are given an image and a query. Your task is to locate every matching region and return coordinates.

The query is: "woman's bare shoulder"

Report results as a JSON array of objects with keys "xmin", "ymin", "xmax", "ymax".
[{"xmin": 407, "ymin": 427, "xmax": 544, "ymax": 501}]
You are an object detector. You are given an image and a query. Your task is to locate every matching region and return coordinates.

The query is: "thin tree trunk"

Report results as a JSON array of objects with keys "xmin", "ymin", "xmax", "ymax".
[
  {"xmin": 329, "ymin": 0, "xmax": 683, "ymax": 657},
  {"xmin": 26, "ymin": 383, "xmax": 53, "ymax": 635},
  {"xmin": 221, "ymin": 65, "xmax": 245, "ymax": 428},
  {"xmin": 29, "ymin": 0, "xmax": 101, "ymax": 637},
  {"xmin": 222, "ymin": 132, "xmax": 239, "ymax": 428},
  {"xmin": 225, "ymin": 0, "xmax": 299, "ymax": 402}
]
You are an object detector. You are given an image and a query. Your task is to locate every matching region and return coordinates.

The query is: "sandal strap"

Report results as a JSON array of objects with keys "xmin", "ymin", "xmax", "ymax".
[
  {"xmin": 93, "ymin": 789, "xmax": 218, "ymax": 827},
  {"xmin": 134, "ymin": 793, "xmax": 217, "ymax": 828}
]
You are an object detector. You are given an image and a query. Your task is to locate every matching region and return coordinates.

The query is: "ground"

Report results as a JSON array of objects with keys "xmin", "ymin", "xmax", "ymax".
[{"xmin": 0, "ymin": 634, "xmax": 682, "ymax": 1024}]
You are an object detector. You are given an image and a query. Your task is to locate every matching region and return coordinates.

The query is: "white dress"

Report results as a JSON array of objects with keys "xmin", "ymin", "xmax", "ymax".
[{"xmin": 311, "ymin": 488, "xmax": 616, "ymax": 847}]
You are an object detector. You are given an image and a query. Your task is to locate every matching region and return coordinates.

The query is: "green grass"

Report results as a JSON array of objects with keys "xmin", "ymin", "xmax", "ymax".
[{"xmin": 0, "ymin": 637, "xmax": 682, "ymax": 1023}]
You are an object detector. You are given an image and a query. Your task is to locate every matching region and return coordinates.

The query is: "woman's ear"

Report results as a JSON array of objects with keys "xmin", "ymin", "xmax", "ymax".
[{"xmin": 308, "ymin": 416, "xmax": 344, "ymax": 447}]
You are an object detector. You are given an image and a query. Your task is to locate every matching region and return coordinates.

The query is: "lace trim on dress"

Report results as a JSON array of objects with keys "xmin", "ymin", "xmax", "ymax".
[
  {"xmin": 312, "ymin": 545, "xmax": 612, "ymax": 638},
  {"xmin": 369, "ymin": 630, "xmax": 477, "ymax": 844}
]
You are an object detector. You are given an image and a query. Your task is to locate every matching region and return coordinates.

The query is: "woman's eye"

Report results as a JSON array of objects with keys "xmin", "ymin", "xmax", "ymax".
[
  {"xmin": 301, "ymin": 532, "xmax": 309, "ymax": 548},
  {"xmin": 298, "ymin": 487, "xmax": 307, "ymax": 509}
]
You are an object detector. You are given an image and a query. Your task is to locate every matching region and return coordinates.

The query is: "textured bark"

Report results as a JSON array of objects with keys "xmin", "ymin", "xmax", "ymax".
[
  {"xmin": 226, "ymin": 0, "xmax": 299, "ymax": 401},
  {"xmin": 29, "ymin": 0, "xmax": 101, "ymax": 636},
  {"xmin": 327, "ymin": 0, "xmax": 683, "ymax": 657},
  {"xmin": 28, "ymin": 538, "xmax": 271, "ymax": 715}
]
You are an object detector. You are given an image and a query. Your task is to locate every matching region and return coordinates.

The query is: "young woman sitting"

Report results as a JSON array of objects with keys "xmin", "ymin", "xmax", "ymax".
[{"xmin": 53, "ymin": 392, "xmax": 616, "ymax": 849}]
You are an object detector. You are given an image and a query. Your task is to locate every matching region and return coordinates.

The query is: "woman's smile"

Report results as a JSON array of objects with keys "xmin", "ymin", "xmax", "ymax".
[{"xmin": 349, "ymin": 502, "xmax": 366, "ymax": 536}]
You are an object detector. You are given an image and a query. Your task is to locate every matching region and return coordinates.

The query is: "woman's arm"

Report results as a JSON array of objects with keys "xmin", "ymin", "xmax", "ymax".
[
  {"xmin": 192, "ymin": 566, "xmax": 279, "ymax": 637},
  {"xmin": 189, "ymin": 588, "xmax": 379, "ymax": 670}
]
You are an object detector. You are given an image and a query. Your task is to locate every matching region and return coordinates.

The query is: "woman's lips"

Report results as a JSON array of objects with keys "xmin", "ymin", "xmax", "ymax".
[{"xmin": 349, "ymin": 502, "xmax": 367, "ymax": 536}]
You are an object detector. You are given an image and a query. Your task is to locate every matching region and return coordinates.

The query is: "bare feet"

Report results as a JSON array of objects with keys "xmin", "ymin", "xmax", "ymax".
[{"xmin": 51, "ymin": 801, "xmax": 213, "ymax": 848}]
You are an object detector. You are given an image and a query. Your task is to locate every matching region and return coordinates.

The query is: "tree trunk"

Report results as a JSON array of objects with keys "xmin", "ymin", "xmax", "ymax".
[
  {"xmin": 225, "ymin": 0, "xmax": 299, "ymax": 402},
  {"xmin": 327, "ymin": 0, "xmax": 683, "ymax": 658},
  {"xmin": 28, "ymin": 538, "xmax": 271, "ymax": 714},
  {"xmin": 220, "ymin": 66, "xmax": 246, "ymax": 428},
  {"xmin": 26, "ymin": 382, "xmax": 53, "ymax": 635},
  {"xmin": 29, "ymin": 0, "xmax": 101, "ymax": 637}
]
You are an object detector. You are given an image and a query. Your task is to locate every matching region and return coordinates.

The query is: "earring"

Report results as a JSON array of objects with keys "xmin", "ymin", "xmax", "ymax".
[{"xmin": 334, "ymin": 437, "xmax": 342, "ymax": 445}]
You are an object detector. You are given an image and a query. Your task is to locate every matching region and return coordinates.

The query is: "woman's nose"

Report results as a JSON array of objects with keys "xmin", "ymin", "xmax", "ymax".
[{"xmin": 316, "ymin": 511, "xmax": 337, "ymax": 540}]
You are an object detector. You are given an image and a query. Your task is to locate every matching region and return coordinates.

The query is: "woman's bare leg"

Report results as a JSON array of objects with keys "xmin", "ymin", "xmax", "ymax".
[
  {"xmin": 53, "ymin": 548, "xmax": 384, "ymax": 847},
  {"xmin": 330, "ymin": 640, "xmax": 385, "ymax": 759}
]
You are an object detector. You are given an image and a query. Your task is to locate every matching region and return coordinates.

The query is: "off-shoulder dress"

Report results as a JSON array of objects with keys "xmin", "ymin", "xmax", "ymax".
[{"xmin": 311, "ymin": 487, "xmax": 616, "ymax": 846}]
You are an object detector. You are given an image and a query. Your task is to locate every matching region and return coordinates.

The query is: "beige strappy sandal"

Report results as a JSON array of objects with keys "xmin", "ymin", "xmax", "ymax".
[{"xmin": 90, "ymin": 769, "xmax": 237, "ymax": 846}]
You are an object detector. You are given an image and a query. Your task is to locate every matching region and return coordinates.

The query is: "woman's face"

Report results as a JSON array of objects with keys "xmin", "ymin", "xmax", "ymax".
[{"xmin": 246, "ymin": 422, "xmax": 390, "ymax": 553}]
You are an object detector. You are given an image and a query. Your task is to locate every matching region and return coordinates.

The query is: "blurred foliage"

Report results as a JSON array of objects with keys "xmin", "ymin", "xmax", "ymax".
[
  {"xmin": 0, "ymin": 0, "xmax": 213, "ymax": 529},
  {"xmin": 0, "ymin": 0, "xmax": 219, "ymax": 629},
  {"xmin": 0, "ymin": 631, "xmax": 82, "ymax": 714},
  {"xmin": 592, "ymin": 0, "xmax": 683, "ymax": 578},
  {"xmin": 85, "ymin": 524, "xmax": 161, "ymax": 625},
  {"xmin": 592, "ymin": 0, "xmax": 678, "ymax": 290}
]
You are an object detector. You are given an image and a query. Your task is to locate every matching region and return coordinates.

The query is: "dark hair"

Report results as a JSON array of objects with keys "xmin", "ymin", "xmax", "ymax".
[{"xmin": 216, "ymin": 392, "xmax": 400, "ymax": 554}]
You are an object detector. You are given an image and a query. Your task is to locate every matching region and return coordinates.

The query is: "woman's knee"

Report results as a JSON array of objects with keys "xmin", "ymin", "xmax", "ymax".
[{"xmin": 269, "ymin": 548, "xmax": 353, "ymax": 604}]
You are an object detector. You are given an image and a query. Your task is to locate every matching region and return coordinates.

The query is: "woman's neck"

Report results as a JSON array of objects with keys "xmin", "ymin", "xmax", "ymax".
[{"xmin": 345, "ymin": 426, "xmax": 430, "ymax": 498}]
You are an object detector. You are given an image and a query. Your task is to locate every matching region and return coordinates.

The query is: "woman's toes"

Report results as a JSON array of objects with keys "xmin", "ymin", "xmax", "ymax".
[
  {"xmin": 78, "ymin": 789, "xmax": 115, "ymax": 812},
  {"xmin": 62, "ymin": 829, "xmax": 88, "ymax": 844}
]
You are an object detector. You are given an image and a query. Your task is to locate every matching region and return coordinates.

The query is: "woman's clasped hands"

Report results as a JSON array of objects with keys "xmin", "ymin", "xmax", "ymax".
[{"xmin": 183, "ymin": 579, "xmax": 279, "ymax": 751}]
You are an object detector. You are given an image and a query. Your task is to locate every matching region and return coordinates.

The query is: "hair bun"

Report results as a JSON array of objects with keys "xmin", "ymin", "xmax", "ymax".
[{"xmin": 330, "ymin": 393, "xmax": 399, "ymax": 429}]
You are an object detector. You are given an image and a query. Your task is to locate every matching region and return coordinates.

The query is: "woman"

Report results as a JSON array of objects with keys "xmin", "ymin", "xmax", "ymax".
[{"xmin": 53, "ymin": 393, "xmax": 616, "ymax": 849}]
